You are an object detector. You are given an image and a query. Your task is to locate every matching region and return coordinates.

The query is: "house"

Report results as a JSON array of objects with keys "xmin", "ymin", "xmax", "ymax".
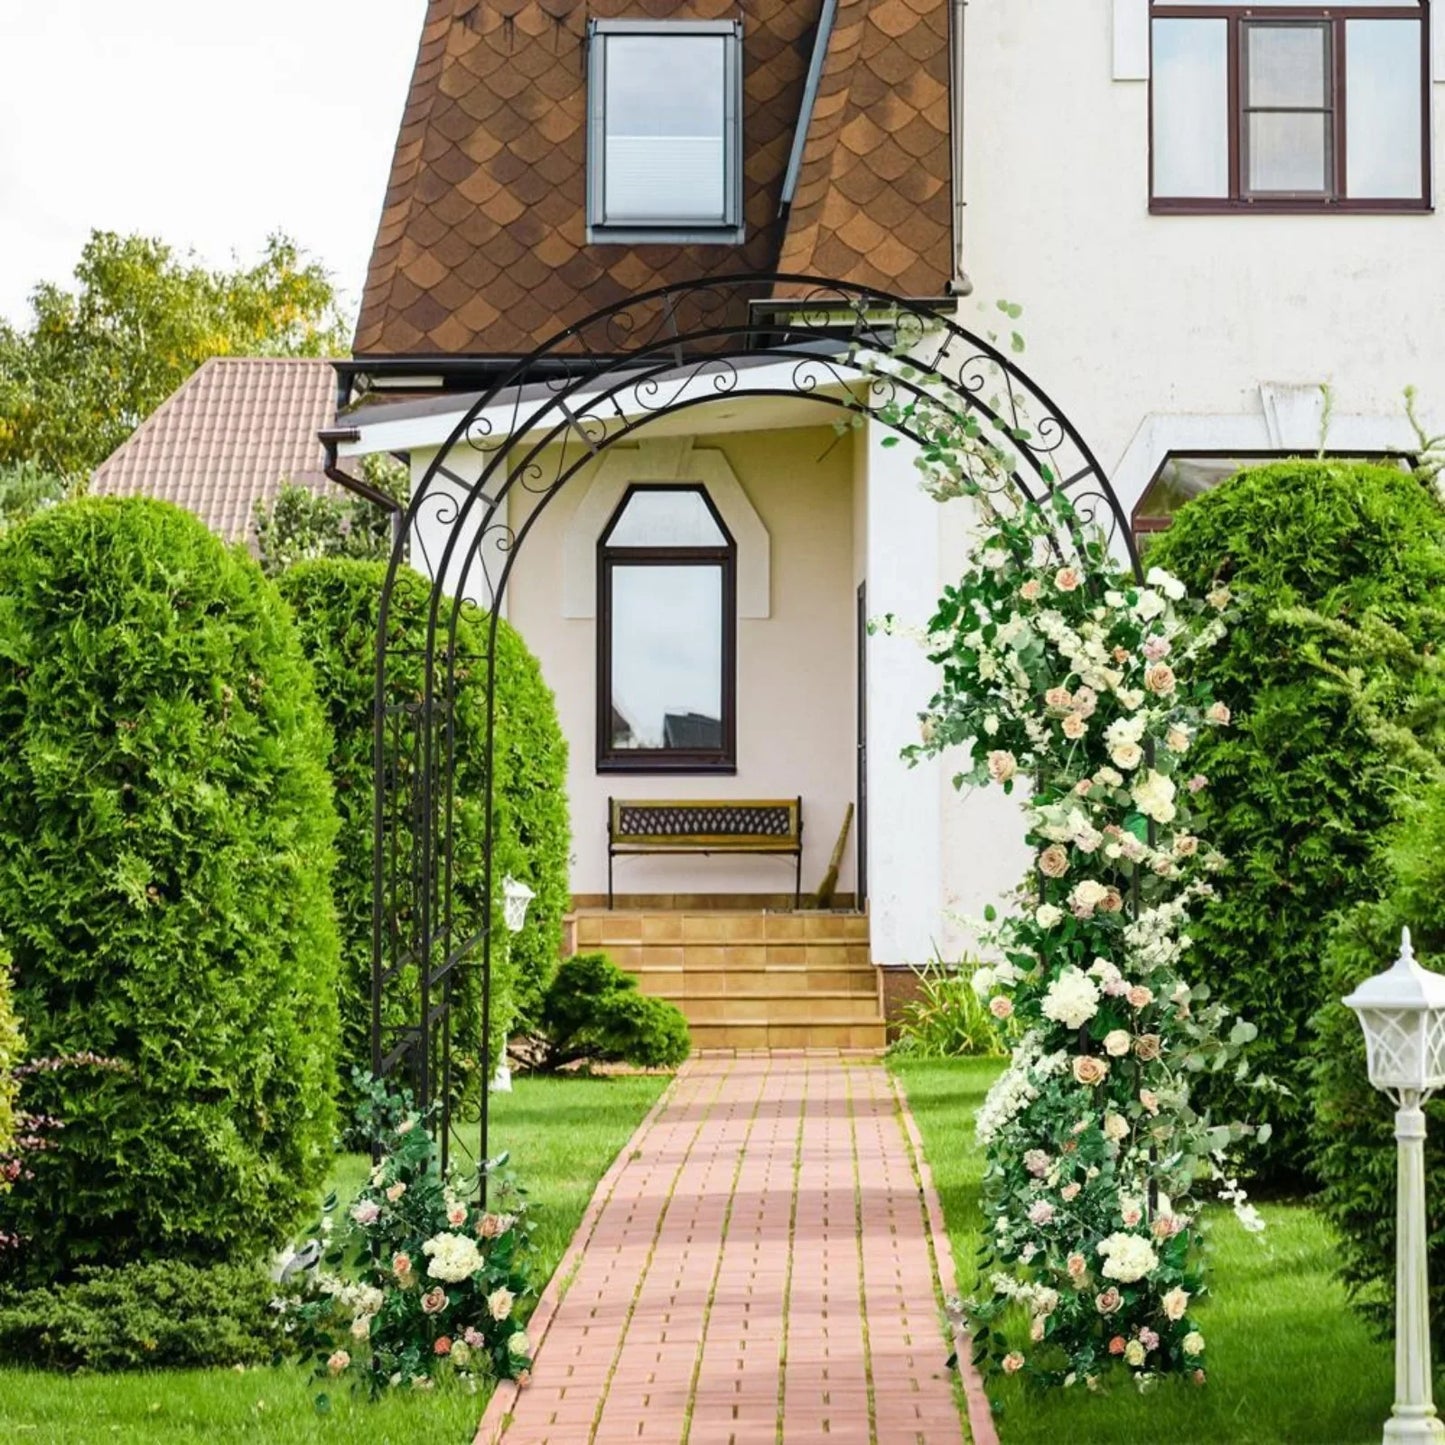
[
  {"xmin": 91, "ymin": 356, "xmax": 344, "ymax": 548},
  {"xmin": 333, "ymin": 0, "xmax": 1445, "ymax": 1038}
]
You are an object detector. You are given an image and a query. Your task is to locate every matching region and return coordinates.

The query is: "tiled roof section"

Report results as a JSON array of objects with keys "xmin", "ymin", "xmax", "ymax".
[
  {"xmin": 353, "ymin": 0, "xmax": 952, "ymax": 358},
  {"xmin": 773, "ymin": 0, "xmax": 951, "ymax": 297},
  {"xmin": 91, "ymin": 357, "xmax": 339, "ymax": 546}
]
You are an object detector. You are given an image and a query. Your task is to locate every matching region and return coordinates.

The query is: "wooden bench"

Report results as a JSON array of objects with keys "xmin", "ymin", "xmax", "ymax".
[{"xmin": 607, "ymin": 797, "xmax": 804, "ymax": 909}]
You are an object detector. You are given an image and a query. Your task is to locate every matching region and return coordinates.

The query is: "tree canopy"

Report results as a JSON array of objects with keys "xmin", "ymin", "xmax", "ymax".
[{"xmin": 0, "ymin": 230, "xmax": 347, "ymax": 478}]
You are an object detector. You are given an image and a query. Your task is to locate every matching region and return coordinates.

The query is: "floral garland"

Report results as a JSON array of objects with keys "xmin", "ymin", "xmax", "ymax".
[
  {"xmin": 906, "ymin": 474, "xmax": 1262, "ymax": 1391},
  {"xmin": 276, "ymin": 1088, "xmax": 533, "ymax": 1400}
]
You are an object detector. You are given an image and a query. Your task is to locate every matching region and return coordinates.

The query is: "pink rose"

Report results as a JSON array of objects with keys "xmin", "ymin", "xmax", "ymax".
[
  {"xmin": 1073, "ymin": 687, "xmax": 1098, "ymax": 718},
  {"xmin": 1096, "ymin": 1287, "xmax": 1122, "ymax": 1315},
  {"xmin": 1020, "ymin": 579, "xmax": 1042, "ymax": 602},
  {"xmin": 1127, "ymin": 986, "xmax": 1154, "ymax": 1010},
  {"xmin": 1067, "ymin": 1252, "xmax": 1088, "ymax": 1279},
  {"xmin": 1207, "ymin": 701, "xmax": 1231, "ymax": 725},
  {"xmin": 989, "ymin": 995, "xmax": 1014, "ymax": 1021},
  {"xmin": 1038, "ymin": 844, "xmax": 1069, "ymax": 878},
  {"xmin": 1187, "ymin": 774, "xmax": 1209, "ymax": 793},
  {"xmin": 1140, "ymin": 1089, "xmax": 1160, "ymax": 1115},
  {"xmin": 327, "ymin": 1350, "xmax": 350, "ymax": 1375},
  {"xmin": 1062, "ymin": 712, "xmax": 1088, "ymax": 740},
  {"xmin": 1054, "ymin": 567, "xmax": 1082, "ymax": 592},
  {"xmin": 1061, "ymin": 1182, "xmax": 1081, "ymax": 1202},
  {"xmin": 434, "ymin": 1336, "xmax": 452, "ymax": 1356},
  {"xmin": 392, "ymin": 1251, "xmax": 413, "ymax": 1281},
  {"xmin": 421, "ymin": 1287, "xmax": 447, "ymax": 1316},
  {"xmin": 1002, "ymin": 1351, "xmax": 1026, "ymax": 1374},
  {"xmin": 1044, "ymin": 686, "xmax": 1073, "ymax": 710},
  {"xmin": 1108, "ymin": 1335, "xmax": 1126, "ymax": 1356},
  {"xmin": 477, "ymin": 1212, "xmax": 515, "ymax": 1239},
  {"xmin": 1139, "ymin": 1327, "xmax": 1160, "ymax": 1351},
  {"xmin": 1143, "ymin": 635, "xmax": 1172, "ymax": 662},
  {"xmin": 1023, "ymin": 1149, "xmax": 1050, "ymax": 1177},
  {"xmin": 1193, "ymin": 1369, "xmax": 1207, "ymax": 1386},
  {"xmin": 386, "ymin": 1182, "xmax": 406, "ymax": 1203},
  {"xmin": 463, "ymin": 1327, "xmax": 486, "ymax": 1349},
  {"xmin": 1122, "ymin": 1204, "xmax": 1143, "ymax": 1228},
  {"xmin": 447, "ymin": 1203, "xmax": 467, "ymax": 1227},
  {"xmin": 1028, "ymin": 1200, "xmax": 1055, "ymax": 1226},
  {"xmin": 350, "ymin": 1200, "xmax": 380, "ymax": 1226}
]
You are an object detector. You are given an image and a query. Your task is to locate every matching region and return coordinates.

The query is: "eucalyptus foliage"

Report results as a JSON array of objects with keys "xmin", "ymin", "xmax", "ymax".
[{"xmin": 0, "ymin": 498, "xmax": 341, "ymax": 1281}]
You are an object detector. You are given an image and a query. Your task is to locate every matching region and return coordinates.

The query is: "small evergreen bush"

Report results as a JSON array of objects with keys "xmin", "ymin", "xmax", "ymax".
[
  {"xmin": 277, "ymin": 561, "xmax": 569, "ymax": 1116},
  {"xmin": 0, "ymin": 1261, "xmax": 283, "ymax": 1370},
  {"xmin": 522, "ymin": 953, "xmax": 690, "ymax": 1072},
  {"xmin": 1313, "ymin": 776, "xmax": 1445, "ymax": 1357},
  {"xmin": 1148, "ymin": 460, "xmax": 1445, "ymax": 1179},
  {"xmin": 0, "ymin": 497, "xmax": 341, "ymax": 1280}
]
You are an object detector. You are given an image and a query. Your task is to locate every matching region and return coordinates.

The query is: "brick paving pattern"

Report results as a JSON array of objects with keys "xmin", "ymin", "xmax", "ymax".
[{"xmin": 489, "ymin": 1054, "xmax": 968, "ymax": 1445}]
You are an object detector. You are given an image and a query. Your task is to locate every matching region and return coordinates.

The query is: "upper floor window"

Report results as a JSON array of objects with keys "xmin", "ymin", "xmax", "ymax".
[
  {"xmin": 597, "ymin": 486, "xmax": 737, "ymax": 773},
  {"xmin": 587, "ymin": 19, "xmax": 744, "ymax": 243},
  {"xmin": 1150, "ymin": 1, "xmax": 1430, "ymax": 210}
]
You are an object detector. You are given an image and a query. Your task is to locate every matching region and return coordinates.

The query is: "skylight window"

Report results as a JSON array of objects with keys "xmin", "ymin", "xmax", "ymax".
[{"xmin": 587, "ymin": 19, "xmax": 744, "ymax": 243}]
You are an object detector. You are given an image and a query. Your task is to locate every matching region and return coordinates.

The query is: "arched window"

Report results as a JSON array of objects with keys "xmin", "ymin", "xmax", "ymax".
[{"xmin": 597, "ymin": 484, "xmax": 737, "ymax": 772}]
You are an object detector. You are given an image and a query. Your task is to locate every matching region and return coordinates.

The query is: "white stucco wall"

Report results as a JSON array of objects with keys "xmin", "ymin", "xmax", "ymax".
[
  {"xmin": 957, "ymin": 0, "xmax": 1445, "ymax": 506},
  {"xmin": 504, "ymin": 423, "xmax": 859, "ymax": 900}
]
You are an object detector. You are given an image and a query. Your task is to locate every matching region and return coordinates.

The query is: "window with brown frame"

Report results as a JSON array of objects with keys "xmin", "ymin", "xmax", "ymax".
[
  {"xmin": 1150, "ymin": 1, "xmax": 1430, "ymax": 210},
  {"xmin": 596, "ymin": 484, "xmax": 737, "ymax": 773}
]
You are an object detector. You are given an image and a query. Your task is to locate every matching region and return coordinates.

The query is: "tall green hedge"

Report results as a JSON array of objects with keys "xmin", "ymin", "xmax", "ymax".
[
  {"xmin": 0, "ymin": 942, "xmax": 21, "ymax": 1176},
  {"xmin": 1148, "ymin": 460, "xmax": 1445, "ymax": 1180},
  {"xmin": 1313, "ymin": 777, "xmax": 1445, "ymax": 1355},
  {"xmin": 277, "ymin": 561, "xmax": 569, "ymax": 1117},
  {"xmin": 0, "ymin": 498, "xmax": 340, "ymax": 1281}
]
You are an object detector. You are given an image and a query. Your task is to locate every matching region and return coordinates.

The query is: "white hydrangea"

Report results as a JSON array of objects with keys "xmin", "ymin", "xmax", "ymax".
[
  {"xmin": 1131, "ymin": 770, "xmax": 1178, "ymax": 825},
  {"xmin": 1041, "ymin": 966, "xmax": 1100, "ymax": 1029},
  {"xmin": 422, "ymin": 1232, "xmax": 484, "ymax": 1282},
  {"xmin": 1096, "ymin": 1232, "xmax": 1160, "ymax": 1283}
]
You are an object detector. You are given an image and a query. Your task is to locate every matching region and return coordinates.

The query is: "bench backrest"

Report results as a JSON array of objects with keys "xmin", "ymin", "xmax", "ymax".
[{"xmin": 609, "ymin": 797, "xmax": 802, "ymax": 848}]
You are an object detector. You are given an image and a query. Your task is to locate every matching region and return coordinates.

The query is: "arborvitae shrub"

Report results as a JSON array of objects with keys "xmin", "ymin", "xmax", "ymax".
[
  {"xmin": 0, "ymin": 1260, "xmax": 284, "ymax": 1370},
  {"xmin": 0, "ymin": 498, "xmax": 340, "ymax": 1281},
  {"xmin": 1148, "ymin": 460, "xmax": 1445, "ymax": 1180},
  {"xmin": 277, "ymin": 561, "xmax": 569, "ymax": 1116},
  {"xmin": 526, "ymin": 952, "xmax": 690, "ymax": 1072},
  {"xmin": 1313, "ymin": 776, "xmax": 1445, "ymax": 1355}
]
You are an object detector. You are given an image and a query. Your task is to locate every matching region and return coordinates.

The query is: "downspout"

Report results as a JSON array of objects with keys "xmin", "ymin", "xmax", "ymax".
[
  {"xmin": 946, "ymin": 0, "xmax": 973, "ymax": 296},
  {"xmin": 318, "ymin": 425, "xmax": 405, "ymax": 556}
]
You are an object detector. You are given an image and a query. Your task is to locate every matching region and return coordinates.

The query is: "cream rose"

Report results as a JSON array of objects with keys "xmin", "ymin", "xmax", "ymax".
[
  {"xmin": 1134, "ymin": 1033, "xmax": 1162, "ymax": 1062},
  {"xmin": 1074, "ymin": 1055, "xmax": 1109, "ymax": 1087},
  {"xmin": 1044, "ymin": 686, "xmax": 1073, "ymax": 709},
  {"xmin": 1054, "ymin": 566, "xmax": 1083, "ymax": 592},
  {"xmin": 1038, "ymin": 844, "xmax": 1069, "ymax": 878},
  {"xmin": 1103, "ymin": 1113, "xmax": 1129, "ymax": 1142},
  {"xmin": 1095, "ymin": 1286, "xmax": 1122, "ymax": 1315},
  {"xmin": 1125, "ymin": 1339, "xmax": 1147, "ymax": 1367},
  {"xmin": 989, "ymin": 995, "xmax": 1014, "ymax": 1021},
  {"xmin": 1165, "ymin": 726, "xmax": 1191, "ymax": 754},
  {"xmin": 1127, "ymin": 985, "xmax": 1154, "ymax": 1010},
  {"xmin": 1183, "ymin": 1331, "xmax": 1206, "ymax": 1356},
  {"xmin": 1103, "ymin": 1029, "xmax": 1132, "ymax": 1058},
  {"xmin": 1162, "ymin": 1286, "xmax": 1190, "ymax": 1321},
  {"xmin": 1207, "ymin": 701, "xmax": 1232, "ymax": 725},
  {"xmin": 1062, "ymin": 712, "xmax": 1088, "ymax": 740},
  {"xmin": 1020, "ymin": 578, "xmax": 1042, "ymax": 602},
  {"xmin": 1111, "ymin": 740, "xmax": 1144, "ymax": 771},
  {"xmin": 1145, "ymin": 662, "xmax": 1176, "ymax": 696},
  {"xmin": 987, "ymin": 749, "xmax": 1018, "ymax": 783}
]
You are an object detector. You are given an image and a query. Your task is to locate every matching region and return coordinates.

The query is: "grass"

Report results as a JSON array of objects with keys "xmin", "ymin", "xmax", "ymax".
[
  {"xmin": 891, "ymin": 1056, "xmax": 1397, "ymax": 1445},
  {"xmin": 0, "ymin": 1070, "xmax": 669, "ymax": 1444}
]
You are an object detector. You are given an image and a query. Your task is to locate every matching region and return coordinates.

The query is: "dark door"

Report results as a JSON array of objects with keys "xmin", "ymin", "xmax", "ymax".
[{"xmin": 856, "ymin": 581, "xmax": 868, "ymax": 909}]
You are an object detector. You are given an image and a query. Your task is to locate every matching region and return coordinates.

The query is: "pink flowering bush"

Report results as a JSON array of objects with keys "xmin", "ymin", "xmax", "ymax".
[
  {"xmin": 890, "ymin": 383, "xmax": 1264, "ymax": 1390},
  {"xmin": 279, "ymin": 1084, "xmax": 533, "ymax": 1399}
]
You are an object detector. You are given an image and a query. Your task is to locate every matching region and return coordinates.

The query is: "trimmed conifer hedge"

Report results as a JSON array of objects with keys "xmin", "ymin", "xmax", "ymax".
[
  {"xmin": 277, "ymin": 560, "xmax": 569, "ymax": 1118},
  {"xmin": 0, "ymin": 498, "xmax": 341, "ymax": 1281},
  {"xmin": 1148, "ymin": 459, "xmax": 1445, "ymax": 1180}
]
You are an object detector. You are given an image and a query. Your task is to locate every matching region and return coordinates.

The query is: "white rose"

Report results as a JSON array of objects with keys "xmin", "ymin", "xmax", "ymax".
[
  {"xmin": 1183, "ymin": 1331, "xmax": 1205, "ymax": 1356},
  {"xmin": 1111, "ymin": 741, "xmax": 1143, "ymax": 771},
  {"xmin": 1036, "ymin": 903, "xmax": 1064, "ymax": 928},
  {"xmin": 1103, "ymin": 1029, "xmax": 1131, "ymax": 1057},
  {"xmin": 1131, "ymin": 770, "xmax": 1178, "ymax": 825},
  {"xmin": 1146, "ymin": 566, "xmax": 1186, "ymax": 601},
  {"xmin": 1133, "ymin": 589, "xmax": 1166, "ymax": 621}
]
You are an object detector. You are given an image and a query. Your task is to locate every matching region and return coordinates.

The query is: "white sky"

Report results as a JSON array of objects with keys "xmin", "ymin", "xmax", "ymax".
[{"xmin": 0, "ymin": 0, "xmax": 429, "ymax": 331}]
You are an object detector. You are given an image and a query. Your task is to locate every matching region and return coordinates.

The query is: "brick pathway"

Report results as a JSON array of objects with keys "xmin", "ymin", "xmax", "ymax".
[{"xmin": 479, "ymin": 1054, "xmax": 973, "ymax": 1445}]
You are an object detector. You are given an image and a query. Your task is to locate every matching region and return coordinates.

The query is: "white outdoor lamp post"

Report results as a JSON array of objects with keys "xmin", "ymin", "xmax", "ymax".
[
  {"xmin": 491, "ymin": 878, "xmax": 535, "ymax": 1096},
  {"xmin": 1344, "ymin": 927, "xmax": 1445, "ymax": 1444},
  {"xmin": 502, "ymin": 876, "xmax": 535, "ymax": 935}
]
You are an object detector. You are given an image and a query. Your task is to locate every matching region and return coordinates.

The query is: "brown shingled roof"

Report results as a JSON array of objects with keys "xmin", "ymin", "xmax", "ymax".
[
  {"xmin": 91, "ymin": 357, "xmax": 339, "ymax": 546},
  {"xmin": 354, "ymin": 0, "xmax": 952, "ymax": 358}
]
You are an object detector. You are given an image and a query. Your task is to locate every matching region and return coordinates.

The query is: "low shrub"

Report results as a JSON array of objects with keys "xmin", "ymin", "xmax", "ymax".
[
  {"xmin": 0, "ymin": 498, "xmax": 341, "ymax": 1281},
  {"xmin": 1313, "ymin": 774, "xmax": 1445, "ymax": 1357},
  {"xmin": 888, "ymin": 961, "xmax": 1007, "ymax": 1058},
  {"xmin": 519, "ymin": 953, "xmax": 690, "ymax": 1073},
  {"xmin": 1148, "ymin": 459, "xmax": 1445, "ymax": 1180},
  {"xmin": 277, "ymin": 561, "xmax": 569, "ymax": 1121},
  {"xmin": 0, "ymin": 1261, "xmax": 283, "ymax": 1370}
]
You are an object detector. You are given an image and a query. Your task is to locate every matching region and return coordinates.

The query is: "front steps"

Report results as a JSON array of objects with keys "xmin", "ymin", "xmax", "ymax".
[{"xmin": 568, "ymin": 910, "xmax": 885, "ymax": 1051}]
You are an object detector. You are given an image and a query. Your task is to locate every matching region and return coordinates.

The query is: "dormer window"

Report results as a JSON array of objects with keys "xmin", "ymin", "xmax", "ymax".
[{"xmin": 587, "ymin": 19, "xmax": 744, "ymax": 243}]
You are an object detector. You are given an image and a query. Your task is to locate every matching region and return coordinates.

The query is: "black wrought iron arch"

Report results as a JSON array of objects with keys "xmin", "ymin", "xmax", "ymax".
[{"xmin": 368, "ymin": 274, "xmax": 1137, "ymax": 1189}]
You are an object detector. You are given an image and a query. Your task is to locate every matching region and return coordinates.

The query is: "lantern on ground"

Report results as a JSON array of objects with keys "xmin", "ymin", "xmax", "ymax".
[
  {"xmin": 1343, "ymin": 927, "xmax": 1445, "ymax": 1444},
  {"xmin": 502, "ymin": 876, "xmax": 535, "ymax": 934}
]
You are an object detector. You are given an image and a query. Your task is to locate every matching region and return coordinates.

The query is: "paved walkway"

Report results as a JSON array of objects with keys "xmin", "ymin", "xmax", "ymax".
[{"xmin": 480, "ymin": 1054, "xmax": 975, "ymax": 1445}]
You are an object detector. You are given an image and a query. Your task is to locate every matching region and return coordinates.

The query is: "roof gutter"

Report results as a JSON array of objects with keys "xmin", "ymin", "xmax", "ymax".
[
  {"xmin": 318, "ymin": 424, "xmax": 405, "ymax": 555},
  {"xmin": 946, "ymin": 0, "xmax": 973, "ymax": 296},
  {"xmin": 779, "ymin": 0, "xmax": 838, "ymax": 216}
]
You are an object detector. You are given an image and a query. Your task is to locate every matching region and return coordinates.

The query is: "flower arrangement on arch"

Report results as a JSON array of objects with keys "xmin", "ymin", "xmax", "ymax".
[
  {"xmin": 276, "ymin": 1081, "xmax": 534, "ymax": 1399},
  {"xmin": 907, "ymin": 482, "xmax": 1265, "ymax": 1392}
]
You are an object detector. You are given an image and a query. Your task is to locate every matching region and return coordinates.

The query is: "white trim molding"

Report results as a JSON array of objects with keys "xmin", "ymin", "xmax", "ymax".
[
  {"xmin": 561, "ymin": 437, "xmax": 771, "ymax": 619},
  {"xmin": 1112, "ymin": 387, "xmax": 1419, "ymax": 524},
  {"xmin": 1113, "ymin": 0, "xmax": 1149, "ymax": 81}
]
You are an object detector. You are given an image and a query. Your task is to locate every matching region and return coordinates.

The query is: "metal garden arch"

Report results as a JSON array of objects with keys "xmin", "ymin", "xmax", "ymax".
[{"xmin": 368, "ymin": 274, "xmax": 1138, "ymax": 1190}]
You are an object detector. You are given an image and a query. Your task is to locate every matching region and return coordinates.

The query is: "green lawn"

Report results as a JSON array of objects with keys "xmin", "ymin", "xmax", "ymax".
[
  {"xmin": 891, "ymin": 1057, "xmax": 1397, "ymax": 1445},
  {"xmin": 0, "ymin": 1071, "xmax": 669, "ymax": 1444}
]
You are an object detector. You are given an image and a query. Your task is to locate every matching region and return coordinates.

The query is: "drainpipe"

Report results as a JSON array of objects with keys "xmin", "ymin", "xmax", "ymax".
[
  {"xmin": 946, "ymin": 0, "xmax": 973, "ymax": 297},
  {"xmin": 318, "ymin": 425, "xmax": 405, "ymax": 556}
]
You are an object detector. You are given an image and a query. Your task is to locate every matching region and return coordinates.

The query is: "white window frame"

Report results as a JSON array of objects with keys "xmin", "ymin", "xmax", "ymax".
[{"xmin": 586, "ymin": 18, "xmax": 745, "ymax": 244}]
